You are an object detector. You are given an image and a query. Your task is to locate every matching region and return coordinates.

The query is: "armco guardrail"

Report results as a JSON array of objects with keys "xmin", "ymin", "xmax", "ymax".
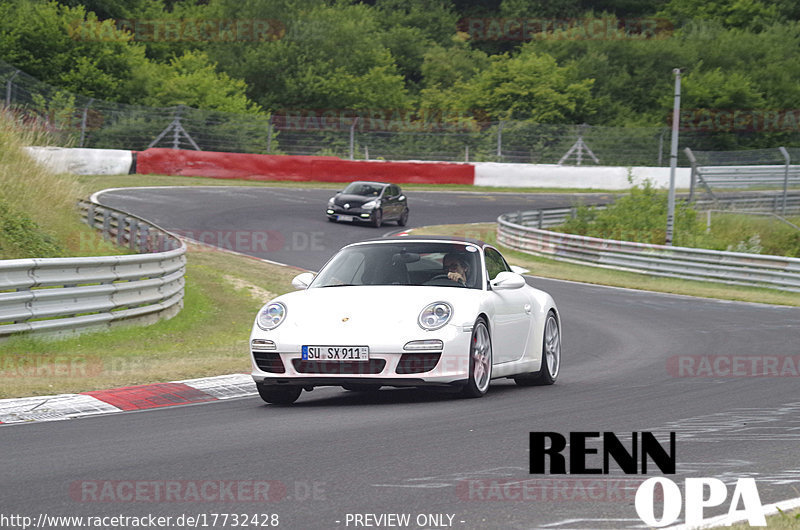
[
  {"xmin": 0, "ymin": 201, "xmax": 186, "ymax": 338},
  {"xmin": 497, "ymin": 207, "xmax": 800, "ymax": 293}
]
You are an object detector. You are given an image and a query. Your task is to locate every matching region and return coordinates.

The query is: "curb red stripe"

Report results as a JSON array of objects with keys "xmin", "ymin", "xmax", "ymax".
[
  {"xmin": 83, "ymin": 382, "xmax": 217, "ymax": 411},
  {"xmin": 136, "ymin": 148, "xmax": 475, "ymax": 185}
]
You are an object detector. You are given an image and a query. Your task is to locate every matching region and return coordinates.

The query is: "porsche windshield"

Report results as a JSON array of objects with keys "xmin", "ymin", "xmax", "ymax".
[{"xmin": 311, "ymin": 242, "xmax": 482, "ymax": 289}]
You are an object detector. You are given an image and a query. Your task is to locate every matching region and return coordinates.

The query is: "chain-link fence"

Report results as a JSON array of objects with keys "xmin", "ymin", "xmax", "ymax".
[{"xmin": 4, "ymin": 58, "xmax": 799, "ymax": 167}]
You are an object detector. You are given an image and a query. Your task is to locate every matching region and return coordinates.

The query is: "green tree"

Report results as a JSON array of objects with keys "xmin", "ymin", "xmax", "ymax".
[
  {"xmin": 0, "ymin": 0, "xmax": 149, "ymax": 101},
  {"xmin": 427, "ymin": 47, "xmax": 595, "ymax": 123},
  {"xmin": 658, "ymin": 0, "xmax": 781, "ymax": 31},
  {"xmin": 206, "ymin": 2, "xmax": 411, "ymax": 110},
  {"xmin": 137, "ymin": 50, "xmax": 261, "ymax": 113}
]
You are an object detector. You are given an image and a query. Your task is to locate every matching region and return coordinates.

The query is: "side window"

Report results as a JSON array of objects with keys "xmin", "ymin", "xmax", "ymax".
[{"xmin": 484, "ymin": 248, "xmax": 509, "ymax": 281}]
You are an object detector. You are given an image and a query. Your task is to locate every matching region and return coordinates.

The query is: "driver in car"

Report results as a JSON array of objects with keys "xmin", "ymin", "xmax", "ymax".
[{"xmin": 443, "ymin": 253, "xmax": 470, "ymax": 286}]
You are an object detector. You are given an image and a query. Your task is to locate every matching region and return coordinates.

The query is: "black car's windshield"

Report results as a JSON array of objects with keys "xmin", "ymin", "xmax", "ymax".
[
  {"xmin": 341, "ymin": 182, "xmax": 383, "ymax": 196},
  {"xmin": 311, "ymin": 242, "xmax": 482, "ymax": 289}
]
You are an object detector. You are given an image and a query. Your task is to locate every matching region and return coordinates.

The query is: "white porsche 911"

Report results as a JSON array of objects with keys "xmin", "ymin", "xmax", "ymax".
[{"xmin": 249, "ymin": 236, "xmax": 561, "ymax": 404}]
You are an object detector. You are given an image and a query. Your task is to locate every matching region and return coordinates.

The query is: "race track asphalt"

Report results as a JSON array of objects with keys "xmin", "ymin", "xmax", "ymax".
[{"xmin": 1, "ymin": 186, "xmax": 798, "ymax": 529}]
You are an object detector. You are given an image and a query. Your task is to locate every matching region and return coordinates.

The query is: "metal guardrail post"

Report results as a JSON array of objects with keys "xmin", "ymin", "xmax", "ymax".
[
  {"xmin": 129, "ymin": 218, "xmax": 139, "ymax": 251},
  {"xmin": 115, "ymin": 213, "xmax": 125, "ymax": 246},
  {"xmin": 779, "ymin": 146, "xmax": 790, "ymax": 216},
  {"xmin": 537, "ymin": 209, "xmax": 543, "ymax": 229},
  {"xmin": 102, "ymin": 208, "xmax": 111, "ymax": 239},
  {"xmin": 86, "ymin": 203, "xmax": 95, "ymax": 229},
  {"xmin": 140, "ymin": 225, "xmax": 150, "ymax": 253}
]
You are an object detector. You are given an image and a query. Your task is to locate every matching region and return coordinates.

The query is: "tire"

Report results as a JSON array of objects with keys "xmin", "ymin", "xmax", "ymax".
[
  {"xmin": 256, "ymin": 383, "xmax": 302, "ymax": 405},
  {"xmin": 371, "ymin": 209, "xmax": 383, "ymax": 227},
  {"xmin": 397, "ymin": 208, "xmax": 409, "ymax": 226},
  {"xmin": 461, "ymin": 318, "xmax": 492, "ymax": 398},
  {"xmin": 514, "ymin": 310, "xmax": 560, "ymax": 387}
]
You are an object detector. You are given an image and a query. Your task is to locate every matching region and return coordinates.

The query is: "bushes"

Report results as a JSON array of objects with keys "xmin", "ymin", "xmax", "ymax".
[
  {"xmin": 557, "ymin": 178, "xmax": 800, "ymax": 257},
  {"xmin": 559, "ymin": 177, "xmax": 699, "ymax": 246}
]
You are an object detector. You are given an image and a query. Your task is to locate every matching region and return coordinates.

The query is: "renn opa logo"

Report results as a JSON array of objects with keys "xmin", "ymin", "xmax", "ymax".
[{"xmin": 530, "ymin": 432, "xmax": 766, "ymax": 527}]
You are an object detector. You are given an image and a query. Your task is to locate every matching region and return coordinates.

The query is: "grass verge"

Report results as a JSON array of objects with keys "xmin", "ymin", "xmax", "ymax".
[
  {"xmin": 0, "ymin": 113, "xmax": 123, "ymax": 259},
  {"xmin": 728, "ymin": 507, "xmax": 800, "ymax": 529},
  {"xmin": 409, "ymin": 223, "xmax": 800, "ymax": 307},
  {"xmin": 0, "ymin": 243, "xmax": 300, "ymax": 398}
]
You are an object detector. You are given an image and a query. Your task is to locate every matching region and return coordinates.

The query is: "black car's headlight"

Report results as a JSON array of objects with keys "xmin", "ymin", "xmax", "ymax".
[
  {"xmin": 257, "ymin": 302, "xmax": 287, "ymax": 331},
  {"xmin": 362, "ymin": 199, "xmax": 380, "ymax": 210},
  {"xmin": 418, "ymin": 302, "xmax": 452, "ymax": 331}
]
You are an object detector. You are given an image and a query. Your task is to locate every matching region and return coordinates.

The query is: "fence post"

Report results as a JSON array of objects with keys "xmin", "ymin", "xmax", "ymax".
[
  {"xmin": 266, "ymin": 114, "xmax": 273, "ymax": 154},
  {"xmin": 779, "ymin": 146, "xmax": 790, "ymax": 216},
  {"xmin": 79, "ymin": 98, "xmax": 94, "ymax": 148},
  {"xmin": 537, "ymin": 209, "xmax": 543, "ymax": 229},
  {"xmin": 657, "ymin": 128, "xmax": 667, "ymax": 166},
  {"xmin": 685, "ymin": 147, "xmax": 698, "ymax": 202},
  {"xmin": 349, "ymin": 117, "xmax": 358, "ymax": 160},
  {"xmin": 5, "ymin": 70, "xmax": 19, "ymax": 107},
  {"xmin": 497, "ymin": 121, "xmax": 504, "ymax": 160}
]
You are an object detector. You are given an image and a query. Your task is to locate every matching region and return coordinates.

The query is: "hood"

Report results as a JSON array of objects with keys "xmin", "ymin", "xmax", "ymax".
[
  {"xmin": 265, "ymin": 285, "xmax": 482, "ymax": 336},
  {"xmin": 333, "ymin": 193, "xmax": 375, "ymax": 208}
]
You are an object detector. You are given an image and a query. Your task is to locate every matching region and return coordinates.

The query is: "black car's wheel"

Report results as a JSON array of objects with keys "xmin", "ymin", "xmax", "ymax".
[
  {"xmin": 256, "ymin": 383, "xmax": 302, "ymax": 405},
  {"xmin": 514, "ymin": 310, "xmax": 560, "ymax": 387},
  {"xmin": 371, "ymin": 209, "xmax": 383, "ymax": 227},
  {"xmin": 397, "ymin": 208, "xmax": 409, "ymax": 226},
  {"xmin": 461, "ymin": 318, "xmax": 492, "ymax": 398}
]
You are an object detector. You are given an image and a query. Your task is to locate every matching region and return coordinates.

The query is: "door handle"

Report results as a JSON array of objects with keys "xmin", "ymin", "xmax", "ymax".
[{"xmin": 524, "ymin": 304, "xmax": 532, "ymax": 314}]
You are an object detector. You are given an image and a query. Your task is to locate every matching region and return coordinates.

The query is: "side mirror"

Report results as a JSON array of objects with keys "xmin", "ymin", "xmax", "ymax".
[
  {"xmin": 491, "ymin": 271, "xmax": 526, "ymax": 290},
  {"xmin": 291, "ymin": 272, "xmax": 315, "ymax": 290}
]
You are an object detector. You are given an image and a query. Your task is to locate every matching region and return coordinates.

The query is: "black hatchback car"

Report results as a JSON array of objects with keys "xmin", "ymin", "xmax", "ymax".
[{"xmin": 326, "ymin": 181, "xmax": 409, "ymax": 227}]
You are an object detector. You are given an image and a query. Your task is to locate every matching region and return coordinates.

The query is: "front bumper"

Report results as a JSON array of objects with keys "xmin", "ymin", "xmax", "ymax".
[
  {"xmin": 250, "ymin": 325, "xmax": 472, "ymax": 388},
  {"xmin": 325, "ymin": 205, "xmax": 377, "ymax": 222}
]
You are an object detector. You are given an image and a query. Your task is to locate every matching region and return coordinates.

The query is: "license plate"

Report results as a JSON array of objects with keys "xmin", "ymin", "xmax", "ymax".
[
  {"xmin": 302, "ymin": 345, "xmax": 369, "ymax": 361},
  {"xmin": 337, "ymin": 215, "xmax": 354, "ymax": 222}
]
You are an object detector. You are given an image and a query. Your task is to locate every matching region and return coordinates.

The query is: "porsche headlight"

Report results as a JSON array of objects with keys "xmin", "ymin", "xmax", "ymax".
[
  {"xmin": 362, "ymin": 200, "xmax": 379, "ymax": 210},
  {"xmin": 418, "ymin": 302, "xmax": 452, "ymax": 331},
  {"xmin": 257, "ymin": 302, "xmax": 286, "ymax": 331}
]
